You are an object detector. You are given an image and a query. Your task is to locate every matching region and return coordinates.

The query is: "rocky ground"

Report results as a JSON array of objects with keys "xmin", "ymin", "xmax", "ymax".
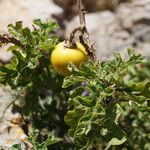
[{"xmin": 0, "ymin": 0, "xmax": 150, "ymax": 149}]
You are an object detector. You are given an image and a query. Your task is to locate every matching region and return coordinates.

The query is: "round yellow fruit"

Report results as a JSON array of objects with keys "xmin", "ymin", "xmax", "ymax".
[{"xmin": 51, "ymin": 41, "xmax": 88, "ymax": 76}]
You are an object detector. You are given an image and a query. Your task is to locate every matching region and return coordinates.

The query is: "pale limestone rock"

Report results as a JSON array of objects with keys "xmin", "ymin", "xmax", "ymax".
[
  {"xmin": 0, "ymin": 0, "xmax": 62, "ymax": 32},
  {"xmin": 0, "ymin": 85, "xmax": 32, "ymax": 149},
  {"xmin": 117, "ymin": 0, "xmax": 150, "ymax": 30},
  {"xmin": 0, "ymin": 46, "xmax": 13, "ymax": 63}
]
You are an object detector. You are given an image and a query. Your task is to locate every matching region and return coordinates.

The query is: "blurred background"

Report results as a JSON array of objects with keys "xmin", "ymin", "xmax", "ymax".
[
  {"xmin": 0, "ymin": 0, "xmax": 150, "ymax": 64},
  {"xmin": 0, "ymin": 0, "xmax": 150, "ymax": 149}
]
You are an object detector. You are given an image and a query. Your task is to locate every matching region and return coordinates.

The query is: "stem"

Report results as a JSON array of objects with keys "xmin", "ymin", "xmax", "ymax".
[
  {"xmin": 0, "ymin": 34, "xmax": 23, "ymax": 48},
  {"xmin": 78, "ymin": 0, "xmax": 86, "ymax": 27},
  {"xmin": 68, "ymin": 0, "xmax": 96, "ymax": 61},
  {"xmin": 77, "ymin": 0, "xmax": 96, "ymax": 61},
  {"xmin": 68, "ymin": 27, "xmax": 81, "ymax": 48}
]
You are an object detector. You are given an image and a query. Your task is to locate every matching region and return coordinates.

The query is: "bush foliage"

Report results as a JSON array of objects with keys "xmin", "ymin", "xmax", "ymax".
[{"xmin": 0, "ymin": 20, "xmax": 149, "ymax": 150}]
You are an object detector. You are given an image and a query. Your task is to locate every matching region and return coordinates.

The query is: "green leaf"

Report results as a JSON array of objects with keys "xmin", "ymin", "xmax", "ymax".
[
  {"xmin": 40, "ymin": 132, "xmax": 62, "ymax": 147},
  {"xmin": 27, "ymin": 55, "xmax": 42, "ymax": 69},
  {"xmin": 101, "ymin": 104, "xmax": 126, "ymax": 145},
  {"xmin": 7, "ymin": 45, "xmax": 21, "ymax": 51},
  {"xmin": 65, "ymin": 109, "xmax": 84, "ymax": 128},
  {"xmin": 114, "ymin": 52, "xmax": 123, "ymax": 63},
  {"xmin": 8, "ymin": 21, "xmax": 23, "ymax": 38},
  {"xmin": 63, "ymin": 76, "xmax": 86, "ymax": 88},
  {"xmin": 141, "ymin": 82, "xmax": 150, "ymax": 98},
  {"xmin": 33, "ymin": 19, "xmax": 59, "ymax": 33},
  {"xmin": 28, "ymin": 130, "xmax": 62, "ymax": 150},
  {"xmin": 11, "ymin": 143, "xmax": 22, "ymax": 150},
  {"xmin": 39, "ymin": 37, "xmax": 58, "ymax": 52},
  {"xmin": 108, "ymin": 136, "xmax": 126, "ymax": 145}
]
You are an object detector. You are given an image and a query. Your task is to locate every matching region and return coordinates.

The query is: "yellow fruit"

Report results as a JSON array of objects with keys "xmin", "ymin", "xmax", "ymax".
[{"xmin": 51, "ymin": 41, "xmax": 88, "ymax": 76}]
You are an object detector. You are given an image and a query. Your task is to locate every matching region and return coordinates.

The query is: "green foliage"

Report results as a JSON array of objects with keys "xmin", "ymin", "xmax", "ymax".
[
  {"xmin": 0, "ymin": 19, "xmax": 150, "ymax": 150},
  {"xmin": 0, "ymin": 19, "xmax": 59, "ymax": 88},
  {"xmin": 63, "ymin": 49, "xmax": 150, "ymax": 149},
  {"xmin": 0, "ymin": 19, "xmax": 63, "ymax": 113},
  {"xmin": 10, "ymin": 131, "xmax": 62, "ymax": 150},
  {"xmin": 119, "ymin": 105, "xmax": 150, "ymax": 150},
  {"xmin": 128, "ymin": 59, "xmax": 150, "ymax": 82},
  {"xmin": 28, "ymin": 130, "xmax": 62, "ymax": 150},
  {"xmin": 11, "ymin": 143, "xmax": 22, "ymax": 150},
  {"xmin": 0, "ymin": 20, "xmax": 69, "ymax": 149}
]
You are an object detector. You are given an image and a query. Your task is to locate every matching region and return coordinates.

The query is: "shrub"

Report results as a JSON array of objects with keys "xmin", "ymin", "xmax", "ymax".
[{"xmin": 0, "ymin": 20, "xmax": 149, "ymax": 150}]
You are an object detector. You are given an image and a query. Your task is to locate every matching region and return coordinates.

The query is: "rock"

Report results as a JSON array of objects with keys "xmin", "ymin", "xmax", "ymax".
[
  {"xmin": 53, "ymin": 0, "xmax": 132, "ymax": 21},
  {"xmin": 0, "ymin": 0, "xmax": 62, "ymax": 32},
  {"xmin": 116, "ymin": 0, "xmax": 150, "ymax": 31},
  {"xmin": 116, "ymin": 0, "xmax": 150, "ymax": 57},
  {"xmin": 0, "ymin": 122, "xmax": 32, "ymax": 149},
  {"xmin": 0, "ymin": 46, "xmax": 13, "ymax": 64},
  {"xmin": 0, "ymin": 85, "xmax": 14, "ymax": 118},
  {"xmin": 0, "ymin": 85, "xmax": 32, "ymax": 149}
]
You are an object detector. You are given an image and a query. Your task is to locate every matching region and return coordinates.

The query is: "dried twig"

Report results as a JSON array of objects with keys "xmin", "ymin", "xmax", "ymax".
[
  {"xmin": 0, "ymin": 34, "xmax": 23, "ymax": 48},
  {"xmin": 78, "ymin": 0, "xmax": 86, "ymax": 27},
  {"xmin": 68, "ymin": 0, "xmax": 96, "ymax": 61},
  {"xmin": 77, "ymin": 0, "xmax": 96, "ymax": 61},
  {"xmin": 68, "ymin": 27, "xmax": 82, "ymax": 48}
]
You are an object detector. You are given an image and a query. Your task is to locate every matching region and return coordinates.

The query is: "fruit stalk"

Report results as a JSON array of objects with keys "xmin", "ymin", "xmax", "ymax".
[
  {"xmin": 0, "ymin": 34, "xmax": 23, "ymax": 48},
  {"xmin": 77, "ymin": 0, "xmax": 96, "ymax": 61},
  {"xmin": 78, "ymin": 0, "xmax": 86, "ymax": 28}
]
